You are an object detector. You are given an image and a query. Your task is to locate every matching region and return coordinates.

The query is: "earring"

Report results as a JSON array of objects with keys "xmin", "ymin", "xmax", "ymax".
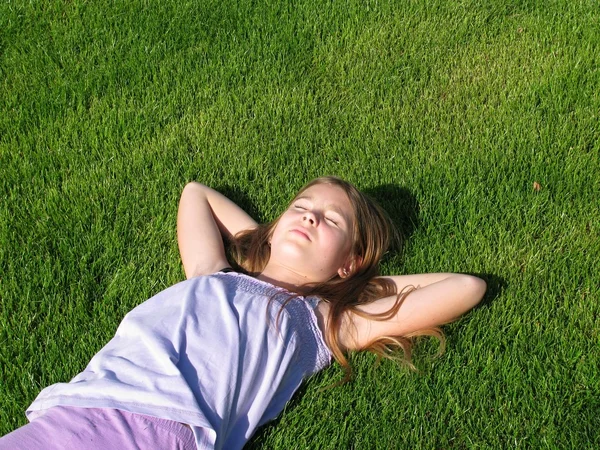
[{"xmin": 342, "ymin": 268, "xmax": 349, "ymax": 277}]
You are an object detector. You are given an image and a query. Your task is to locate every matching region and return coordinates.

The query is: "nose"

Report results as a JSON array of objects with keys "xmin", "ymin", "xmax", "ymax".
[{"xmin": 302, "ymin": 211, "xmax": 318, "ymax": 226}]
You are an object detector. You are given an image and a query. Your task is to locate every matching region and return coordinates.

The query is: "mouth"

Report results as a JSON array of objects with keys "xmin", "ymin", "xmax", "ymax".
[{"xmin": 290, "ymin": 228, "xmax": 311, "ymax": 241}]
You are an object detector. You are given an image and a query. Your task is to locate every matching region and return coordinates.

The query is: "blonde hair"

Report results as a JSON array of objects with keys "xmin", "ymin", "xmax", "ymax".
[{"xmin": 230, "ymin": 176, "xmax": 443, "ymax": 382}]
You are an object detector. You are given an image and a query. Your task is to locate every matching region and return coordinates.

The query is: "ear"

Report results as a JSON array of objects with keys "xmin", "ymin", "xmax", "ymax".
[{"xmin": 338, "ymin": 255, "xmax": 363, "ymax": 278}]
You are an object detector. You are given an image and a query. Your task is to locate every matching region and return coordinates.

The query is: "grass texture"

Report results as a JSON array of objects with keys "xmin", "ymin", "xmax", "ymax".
[{"xmin": 1, "ymin": 0, "xmax": 599, "ymax": 447}]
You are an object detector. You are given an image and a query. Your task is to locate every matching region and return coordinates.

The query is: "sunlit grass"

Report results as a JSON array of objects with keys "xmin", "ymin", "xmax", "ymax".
[{"xmin": 1, "ymin": 0, "xmax": 599, "ymax": 447}]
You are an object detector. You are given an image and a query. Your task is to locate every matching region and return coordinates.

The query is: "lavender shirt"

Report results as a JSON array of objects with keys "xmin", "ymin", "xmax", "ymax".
[{"xmin": 27, "ymin": 272, "xmax": 332, "ymax": 449}]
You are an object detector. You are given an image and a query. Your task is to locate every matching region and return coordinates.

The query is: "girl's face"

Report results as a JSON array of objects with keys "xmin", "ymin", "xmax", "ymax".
[{"xmin": 267, "ymin": 183, "xmax": 355, "ymax": 283}]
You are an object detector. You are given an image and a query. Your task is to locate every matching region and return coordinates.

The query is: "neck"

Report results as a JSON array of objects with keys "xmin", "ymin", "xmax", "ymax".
[{"xmin": 256, "ymin": 264, "xmax": 311, "ymax": 293}]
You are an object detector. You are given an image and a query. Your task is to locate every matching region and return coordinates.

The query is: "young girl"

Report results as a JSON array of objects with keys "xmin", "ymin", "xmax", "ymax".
[{"xmin": 0, "ymin": 176, "xmax": 486, "ymax": 450}]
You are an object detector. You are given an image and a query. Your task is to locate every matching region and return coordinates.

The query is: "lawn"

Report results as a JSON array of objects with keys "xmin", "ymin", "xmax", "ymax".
[{"xmin": 1, "ymin": 0, "xmax": 599, "ymax": 447}]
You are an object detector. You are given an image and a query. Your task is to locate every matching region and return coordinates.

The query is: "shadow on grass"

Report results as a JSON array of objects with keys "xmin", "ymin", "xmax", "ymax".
[
  {"xmin": 215, "ymin": 184, "xmax": 265, "ymax": 223},
  {"xmin": 363, "ymin": 184, "xmax": 420, "ymax": 253},
  {"xmin": 471, "ymin": 272, "xmax": 506, "ymax": 311}
]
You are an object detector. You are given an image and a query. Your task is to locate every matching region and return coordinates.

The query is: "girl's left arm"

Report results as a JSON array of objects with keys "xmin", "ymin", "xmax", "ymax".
[{"xmin": 341, "ymin": 273, "xmax": 486, "ymax": 351}]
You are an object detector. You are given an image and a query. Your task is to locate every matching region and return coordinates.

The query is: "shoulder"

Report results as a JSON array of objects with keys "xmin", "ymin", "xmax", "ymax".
[{"xmin": 315, "ymin": 300, "xmax": 375, "ymax": 352}]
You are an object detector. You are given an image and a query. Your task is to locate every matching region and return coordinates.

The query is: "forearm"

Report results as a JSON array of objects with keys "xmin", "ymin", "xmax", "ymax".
[
  {"xmin": 182, "ymin": 182, "xmax": 257, "ymax": 239},
  {"xmin": 177, "ymin": 182, "xmax": 257, "ymax": 279},
  {"xmin": 346, "ymin": 274, "xmax": 486, "ymax": 349},
  {"xmin": 380, "ymin": 273, "xmax": 456, "ymax": 291}
]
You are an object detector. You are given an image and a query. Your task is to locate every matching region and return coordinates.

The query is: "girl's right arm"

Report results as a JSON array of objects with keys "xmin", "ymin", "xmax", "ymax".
[{"xmin": 177, "ymin": 182, "xmax": 258, "ymax": 279}]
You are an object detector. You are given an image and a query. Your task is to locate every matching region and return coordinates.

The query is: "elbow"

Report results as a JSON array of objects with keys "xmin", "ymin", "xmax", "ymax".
[
  {"xmin": 462, "ymin": 274, "xmax": 487, "ymax": 307},
  {"xmin": 181, "ymin": 182, "xmax": 209, "ymax": 201},
  {"xmin": 183, "ymin": 181, "xmax": 205, "ymax": 192}
]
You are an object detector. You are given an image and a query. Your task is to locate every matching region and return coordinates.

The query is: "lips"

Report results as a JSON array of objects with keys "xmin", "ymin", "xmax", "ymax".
[{"xmin": 290, "ymin": 228, "xmax": 311, "ymax": 241}]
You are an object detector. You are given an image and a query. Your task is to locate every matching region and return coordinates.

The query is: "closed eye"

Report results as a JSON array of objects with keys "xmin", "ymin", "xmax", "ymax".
[{"xmin": 326, "ymin": 217, "xmax": 338, "ymax": 226}]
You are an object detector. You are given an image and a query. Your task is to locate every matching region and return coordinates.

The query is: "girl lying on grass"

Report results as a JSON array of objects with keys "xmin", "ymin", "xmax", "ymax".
[{"xmin": 0, "ymin": 176, "xmax": 486, "ymax": 449}]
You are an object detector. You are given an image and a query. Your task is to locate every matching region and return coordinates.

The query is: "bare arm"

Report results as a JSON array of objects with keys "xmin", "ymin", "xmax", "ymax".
[
  {"xmin": 340, "ymin": 273, "xmax": 486, "ymax": 350},
  {"xmin": 177, "ymin": 182, "xmax": 258, "ymax": 279}
]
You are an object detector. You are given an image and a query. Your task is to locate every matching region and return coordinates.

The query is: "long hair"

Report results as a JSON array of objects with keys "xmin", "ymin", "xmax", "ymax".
[{"xmin": 229, "ymin": 176, "xmax": 443, "ymax": 382}]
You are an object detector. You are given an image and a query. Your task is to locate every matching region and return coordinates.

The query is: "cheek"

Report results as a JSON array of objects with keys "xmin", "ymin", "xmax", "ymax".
[
  {"xmin": 270, "ymin": 228, "xmax": 285, "ymax": 247},
  {"xmin": 324, "ymin": 230, "xmax": 351, "ymax": 256},
  {"xmin": 275, "ymin": 213, "xmax": 294, "ymax": 230}
]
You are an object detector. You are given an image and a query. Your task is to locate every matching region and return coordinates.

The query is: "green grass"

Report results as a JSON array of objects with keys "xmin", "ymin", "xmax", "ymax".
[{"xmin": 1, "ymin": 0, "xmax": 599, "ymax": 447}]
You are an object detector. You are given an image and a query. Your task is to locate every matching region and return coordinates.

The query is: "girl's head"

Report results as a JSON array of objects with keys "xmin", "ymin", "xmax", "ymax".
[
  {"xmin": 231, "ymin": 177, "xmax": 420, "ymax": 381},
  {"xmin": 232, "ymin": 176, "xmax": 397, "ymax": 285}
]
